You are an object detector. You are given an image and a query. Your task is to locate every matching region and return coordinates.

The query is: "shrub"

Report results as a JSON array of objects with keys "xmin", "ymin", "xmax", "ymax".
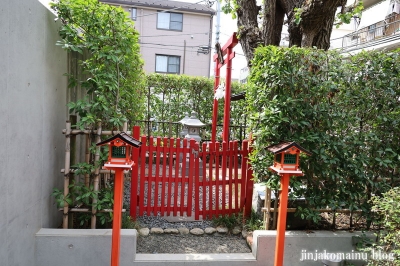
[
  {"xmin": 367, "ymin": 187, "xmax": 400, "ymax": 265},
  {"xmin": 247, "ymin": 46, "xmax": 400, "ymax": 224}
]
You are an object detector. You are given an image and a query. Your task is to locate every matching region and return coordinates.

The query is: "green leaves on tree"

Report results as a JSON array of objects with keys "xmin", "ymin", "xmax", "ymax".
[
  {"xmin": 51, "ymin": 0, "xmax": 146, "ymax": 130},
  {"xmin": 247, "ymin": 46, "xmax": 400, "ymax": 224}
]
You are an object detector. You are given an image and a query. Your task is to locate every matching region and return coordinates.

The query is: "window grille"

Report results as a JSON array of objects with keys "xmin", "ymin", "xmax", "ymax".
[
  {"xmin": 112, "ymin": 146, "xmax": 126, "ymax": 158},
  {"xmin": 284, "ymin": 154, "xmax": 296, "ymax": 164}
]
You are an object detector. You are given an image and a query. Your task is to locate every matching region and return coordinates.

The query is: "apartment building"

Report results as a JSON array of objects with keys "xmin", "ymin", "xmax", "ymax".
[
  {"xmin": 102, "ymin": 0, "xmax": 215, "ymax": 77},
  {"xmin": 335, "ymin": 0, "xmax": 400, "ymax": 53}
]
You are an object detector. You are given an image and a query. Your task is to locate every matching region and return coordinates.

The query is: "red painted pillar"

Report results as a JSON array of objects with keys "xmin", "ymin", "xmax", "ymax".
[
  {"xmin": 274, "ymin": 173, "xmax": 290, "ymax": 266},
  {"xmin": 211, "ymin": 61, "xmax": 220, "ymax": 143},
  {"xmin": 222, "ymin": 47, "xmax": 232, "ymax": 142},
  {"xmin": 111, "ymin": 168, "xmax": 124, "ymax": 266}
]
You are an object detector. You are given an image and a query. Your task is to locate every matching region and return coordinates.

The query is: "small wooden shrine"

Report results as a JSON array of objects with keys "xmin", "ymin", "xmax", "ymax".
[
  {"xmin": 96, "ymin": 132, "xmax": 141, "ymax": 169},
  {"xmin": 267, "ymin": 141, "xmax": 311, "ymax": 174}
]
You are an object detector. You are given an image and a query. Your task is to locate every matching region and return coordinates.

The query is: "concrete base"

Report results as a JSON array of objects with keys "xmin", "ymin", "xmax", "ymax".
[
  {"xmin": 135, "ymin": 253, "xmax": 256, "ymax": 266},
  {"xmin": 35, "ymin": 229, "xmax": 374, "ymax": 266},
  {"xmin": 253, "ymin": 230, "xmax": 372, "ymax": 266},
  {"xmin": 35, "ymin": 229, "xmax": 136, "ymax": 266}
]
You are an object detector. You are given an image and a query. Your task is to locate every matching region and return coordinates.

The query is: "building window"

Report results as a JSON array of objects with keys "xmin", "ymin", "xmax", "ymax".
[
  {"xmin": 155, "ymin": 55, "xmax": 180, "ymax": 74},
  {"xmin": 157, "ymin": 12, "xmax": 183, "ymax": 31}
]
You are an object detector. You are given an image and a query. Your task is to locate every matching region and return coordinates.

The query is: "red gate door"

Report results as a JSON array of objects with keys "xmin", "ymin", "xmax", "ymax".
[
  {"xmin": 194, "ymin": 140, "xmax": 253, "ymax": 220},
  {"xmin": 130, "ymin": 128, "xmax": 253, "ymax": 220}
]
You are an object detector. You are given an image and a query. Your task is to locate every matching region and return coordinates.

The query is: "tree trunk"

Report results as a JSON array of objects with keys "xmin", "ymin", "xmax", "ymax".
[
  {"xmin": 236, "ymin": 0, "xmax": 263, "ymax": 63},
  {"xmin": 236, "ymin": 0, "xmax": 347, "ymax": 63}
]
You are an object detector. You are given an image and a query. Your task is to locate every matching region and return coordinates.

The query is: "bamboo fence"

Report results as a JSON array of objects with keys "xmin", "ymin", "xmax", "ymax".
[
  {"xmin": 262, "ymin": 187, "xmax": 363, "ymax": 231},
  {"xmin": 61, "ymin": 120, "xmax": 129, "ymax": 229}
]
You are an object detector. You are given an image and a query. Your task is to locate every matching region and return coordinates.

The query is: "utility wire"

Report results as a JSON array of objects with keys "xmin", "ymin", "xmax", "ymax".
[
  {"xmin": 140, "ymin": 45, "xmax": 205, "ymax": 52},
  {"xmin": 140, "ymin": 32, "xmax": 209, "ymax": 37},
  {"xmin": 140, "ymin": 42, "xmax": 203, "ymax": 48}
]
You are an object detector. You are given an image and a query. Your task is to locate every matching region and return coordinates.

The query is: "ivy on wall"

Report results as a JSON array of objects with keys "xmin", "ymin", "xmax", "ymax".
[{"xmin": 247, "ymin": 46, "xmax": 400, "ymax": 223}]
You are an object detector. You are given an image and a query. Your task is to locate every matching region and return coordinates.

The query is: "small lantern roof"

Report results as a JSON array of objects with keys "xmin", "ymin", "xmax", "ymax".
[
  {"xmin": 267, "ymin": 142, "xmax": 311, "ymax": 155},
  {"xmin": 178, "ymin": 113, "xmax": 190, "ymax": 124},
  {"xmin": 182, "ymin": 111, "xmax": 205, "ymax": 128},
  {"xmin": 96, "ymin": 132, "xmax": 141, "ymax": 147}
]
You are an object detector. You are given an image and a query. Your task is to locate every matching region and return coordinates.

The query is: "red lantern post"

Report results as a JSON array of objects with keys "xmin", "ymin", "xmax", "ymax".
[
  {"xmin": 267, "ymin": 142, "xmax": 311, "ymax": 266},
  {"xmin": 96, "ymin": 133, "xmax": 141, "ymax": 266}
]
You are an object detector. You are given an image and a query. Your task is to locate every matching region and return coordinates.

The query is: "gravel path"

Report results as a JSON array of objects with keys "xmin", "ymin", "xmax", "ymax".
[
  {"xmin": 135, "ymin": 214, "xmax": 251, "ymax": 254},
  {"xmin": 137, "ymin": 233, "xmax": 251, "ymax": 254},
  {"xmin": 136, "ymin": 214, "xmax": 214, "ymax": 230},
  {"xmin": 123, "ymin": 165, "xmax": 251, "ymax": 254}
]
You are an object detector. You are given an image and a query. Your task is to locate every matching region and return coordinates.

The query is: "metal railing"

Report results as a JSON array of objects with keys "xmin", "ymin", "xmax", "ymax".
[{"xmin": 336, "ymin": 13, "xmax": 400, "ymax": 51}]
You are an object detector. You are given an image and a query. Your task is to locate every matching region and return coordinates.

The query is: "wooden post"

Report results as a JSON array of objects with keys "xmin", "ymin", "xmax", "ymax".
[
  {"xmin": 274, "ymin": 173, "xmax": 290, "ymax": 266},
  {"xmin": 264, "ymin": 187, "xmax": 271, "ymax": 230},
  {"xmin": 63, "ymin": 121, "xmax": 71, "ymax": 229},
  {"xmin": 272, "ymin": 190, "xmax": 278, "ymax": 229},
  {"xmin": 84, "ymin": 134, "xmax": 90, "ymax": 187},
  {"xmin": 244, "ymin": 143, "xmax": 253, "ymax": 218},
  {"xmin": 91, "ymin": 122, "xmax": 102, "ymax": 229},
  {"xmin": 111, "ymin": 168, "xmax": 124, "ymax": 266}
]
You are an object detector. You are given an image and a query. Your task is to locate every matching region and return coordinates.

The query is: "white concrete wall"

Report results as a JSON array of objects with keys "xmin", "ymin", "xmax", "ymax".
[
  {"xmin": 34, "ymin": 229, "xmax": 371, "ymax": 266},
  {"xmin": 35, "ymin": 229, "xmax": 137, "ymax": 266},
  {"xmin": 0, "ymin": 0, "xmax": 67, "ymax": 265},
  {"xmin": 253, "ymin": 230, "xmax": 372, "ymax": 266}
]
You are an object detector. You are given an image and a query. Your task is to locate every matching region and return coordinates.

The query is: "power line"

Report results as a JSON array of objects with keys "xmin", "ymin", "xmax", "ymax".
[
  {"xmin": 140, "ymin": 32, "xmax": 209, "ymax": 37},
  {"xmin": 140, "ymin": 45, "xmax": 206, "ymax": 53},
  {"xmin": 140, "ymin": 42, "xmax": 203, "ymax": 48}
]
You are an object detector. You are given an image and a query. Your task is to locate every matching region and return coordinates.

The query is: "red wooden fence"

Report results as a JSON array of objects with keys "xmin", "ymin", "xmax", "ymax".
[{"xmin": 130, "ymin": 126, "xmax": 253, "ymax": 220}]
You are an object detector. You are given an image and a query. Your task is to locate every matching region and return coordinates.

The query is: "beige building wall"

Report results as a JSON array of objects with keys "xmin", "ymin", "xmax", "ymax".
[{"xmin": 117, "ymin": 3, "xmax": 214, "ymax": 77}]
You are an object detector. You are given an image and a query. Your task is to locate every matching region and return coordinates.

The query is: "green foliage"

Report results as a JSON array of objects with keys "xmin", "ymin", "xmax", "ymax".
[
  {"xmin": 52, "ymin": 181, "xmax": 115, "ymax": 227},
  {"xmin": 367, "ymin": 187, "xmax": 400, "ymax": 265},
  {"xmin": 121, "ymin": 213, "xmax": 139, "ymax": 229},
  {"xmin": 247, "ymin": 46, "xmax": 400, "ymax": 223},
  {"xmin": 51, "ymin": 188, "xmax": 72, "ymax": 208},
  {"xmin": 95, "ymin": 184, "xmax": 114, "ymax": 226},
  {"xmin": 294, "ymin": 8, "xmax": 303, "ymax": 25},
  {"xmin": 51, "ymin": 0, "xmax": 146, "ymax": 130},
  {"xmin": 212, "ymin": 214, "xmax": 242, "ymax": 230},
  {"xmin": 145, "ymin": 73, "xmax": 247, "ymax": 140},
  {"xmin": 244, "ymin": 209, "xmax": 264, "ymax": 231},
  {"xmin": 220, "ymin": 0, "xmax": 239, "ymax": 19},
  {"xmin": 71, "ymin": 162, "xmax": 95, "ymax": 176},
  {"xmin": 336, "ymin": 1, "xmax": 364, "ymax": 28},
  {"xmin": 51, "ymin": 0, "xmax": 145, "ymax": 228}
]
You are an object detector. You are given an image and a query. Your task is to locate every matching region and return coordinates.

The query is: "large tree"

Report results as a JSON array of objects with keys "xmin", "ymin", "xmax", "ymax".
[{"xmin": 224, "ymin": 0, "xmax": 362, "ymax": 62}]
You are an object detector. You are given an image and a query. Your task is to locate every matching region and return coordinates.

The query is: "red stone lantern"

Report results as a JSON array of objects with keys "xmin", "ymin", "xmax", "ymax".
[
  {"xmin": 267, "ymin": 141, "xmax": 311, "ymax": 266},
  {"xmin": 96, "ymin": 132, "xmax": 141, "ymax": 266}
]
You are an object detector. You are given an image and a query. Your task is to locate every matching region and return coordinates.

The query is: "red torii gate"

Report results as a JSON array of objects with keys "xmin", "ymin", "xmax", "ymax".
[{"xmin": 211, "ymin": 33, "xmax": 238, "ymax": 143}]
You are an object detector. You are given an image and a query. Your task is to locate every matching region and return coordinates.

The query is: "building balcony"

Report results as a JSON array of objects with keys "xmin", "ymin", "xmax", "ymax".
[{"xmin": 335, "ymin": 12, "xmax": 400, "ymax": 53}]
